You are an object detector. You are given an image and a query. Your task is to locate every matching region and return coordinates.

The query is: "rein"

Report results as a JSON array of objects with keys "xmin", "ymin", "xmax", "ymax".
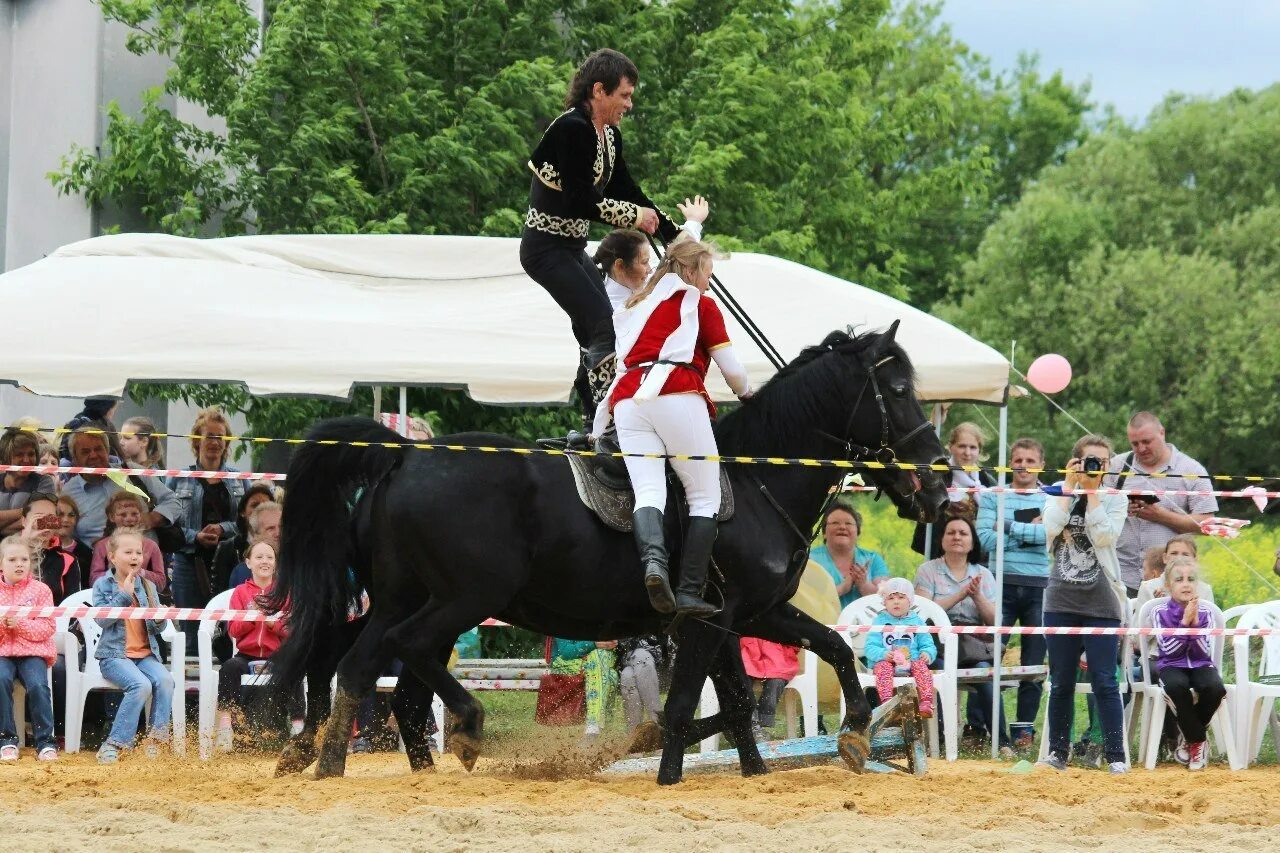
[{"xmin": 749, "ymin": 350, "xmax": 928, "ymax": 570}]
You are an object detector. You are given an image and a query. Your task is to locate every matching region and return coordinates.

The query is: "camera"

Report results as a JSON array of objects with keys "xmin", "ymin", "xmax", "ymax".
[
  {"xmin": 35, "ymin": 515, "xmax": 62, "ymax": 531},
  {"xmin": 1081, "ymin": 455, "xmax": 1104, "ymax": 474}
]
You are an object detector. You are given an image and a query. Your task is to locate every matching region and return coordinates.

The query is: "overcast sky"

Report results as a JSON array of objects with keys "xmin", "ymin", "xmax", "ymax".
[{"xmin": 936, "ymin": 0, "xmax": 1280, "ymax": 122}]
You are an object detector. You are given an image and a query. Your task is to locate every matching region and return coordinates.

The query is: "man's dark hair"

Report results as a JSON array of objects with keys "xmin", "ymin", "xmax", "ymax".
[{"xmin": 565, "ymin": 49, "xmax": 639, "ymax": 110}]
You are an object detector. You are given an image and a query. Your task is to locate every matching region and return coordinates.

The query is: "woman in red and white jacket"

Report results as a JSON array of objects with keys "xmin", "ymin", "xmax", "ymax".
[
  {"xmin": 215, "ymin": 539, "xmax": 286, "ymax": 750},
  {"xmin": 592, "ymin": 239, "xmax": 751, "ymax": 618}
]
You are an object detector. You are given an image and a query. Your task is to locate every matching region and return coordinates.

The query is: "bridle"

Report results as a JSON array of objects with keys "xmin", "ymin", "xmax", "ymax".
[
  {"xmin": 746, "ymin": 347, "xmax": 936, "ymax": 572},
  {"xmin": 814, "ymin": 353, "xmax": 934, "ymax": 471}
]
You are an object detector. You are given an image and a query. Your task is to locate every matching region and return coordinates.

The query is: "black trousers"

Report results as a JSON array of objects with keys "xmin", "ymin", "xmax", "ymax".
[
  {"xmin": 519, "ymin": 233, "xmax": 610, "ymax": 348},
  {"xmin": 1158, "ymin": 665, "xmax": 1226, "ymax": 744}
]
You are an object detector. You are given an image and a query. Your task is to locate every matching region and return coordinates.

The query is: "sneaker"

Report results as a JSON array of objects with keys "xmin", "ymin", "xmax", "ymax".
[
  {"xmin": 1173, "ymin": 733, "xmax": 1189, "ymax": 765},
  {"xmin": 142, "ymin": 740, "xmax": 161, "ymax": 760},
  {"xmin": 583, "ymin": 722, "xmax": 601, "ymax": 737},
  {"xmin": 37, "ymin": 747, "xmax": 57, "ymax": 762},
  {"xmin": 751, "ymin": 723, "xmax": 769, "ymax": 743},
  {"xmin": 1037, "ymin": 752, "xmax": 1068, "ymax": 771},
  {"xmin": 1187, "ymin": 741, "xmax": 1208, "ymax": 771},
  {"xmin": 1081, "ymin": 742, "xmax": 1103, "ymax": 770},
  {"xmin": 350, "ymin": 737, "xmax": 373, "ymax": 755},
  {"xmin": 998, "ymin": 745, "xmax": 1017, "ymax": 761},
  {"xmin": 96, "ymin": 744, "xmax": 120, "ymax": 765},
  {"xmin": 0, "ymin": 744, "xmax": 17, "ymax": 761},
  {"xmin": 215, "ymin": 727, "xmax": 233, "ymax": 753},
  {"xmin": 917, "ymin": 700, "xmax": 934, "ymax": 719},
  {"xmin": 290, "ymin": 718, "xmax": 305, "ymax": 736},
  {"xmin": 1108, "ymin": 761, "xmax": 1129, "ymax": 775}
]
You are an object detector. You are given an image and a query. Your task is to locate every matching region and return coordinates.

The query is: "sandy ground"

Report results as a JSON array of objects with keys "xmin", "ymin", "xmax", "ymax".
[{"xmin": 2, "ymin": 744, "xmax": 1276, "ymax": 852}]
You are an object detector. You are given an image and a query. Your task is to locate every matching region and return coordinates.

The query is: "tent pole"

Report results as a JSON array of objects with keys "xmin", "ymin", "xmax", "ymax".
[
  {"xmin": 923, "ymin": 404, "xmax": 945, "ymax": 558},
  {"xmin": 373, "ymin": 386, "xmax": 382, "ymax": 419},
  {"xmin": 399, "ymin": 386, "xmax": 409, "ymax": 437},
  {"xmin": 990, "ymin": 353, "xmax": 1011, "ymax": 760}
]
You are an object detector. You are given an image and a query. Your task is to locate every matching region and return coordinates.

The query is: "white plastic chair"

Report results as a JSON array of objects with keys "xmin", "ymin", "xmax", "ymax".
[
  {"xmin": 696, "ymin": 647, "xmax": 819, "ymax": 753},
  {"xmin": 1135, "ymin": 597, "xmax": 1240, "ymax": 770},
  {"xmin": 1231, "ymin": 600, "xmax": 1280, "ymax": 766},
  {"xmin": 62, "ymin": 589, "xmax": 185, "ymax": 754},
  {"xmin": 196, "ymin": 589, "xmax": 236, "ymax": 758},
  {"xmin": 838, "ymin": 594, "xmax": 955, "ymax": 760},
  {"xmin": 1036, "ymin": 602, "xmax": 1137, "ymax": 767}
]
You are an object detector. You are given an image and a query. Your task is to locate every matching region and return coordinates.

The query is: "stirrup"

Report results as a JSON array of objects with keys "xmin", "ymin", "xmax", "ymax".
[{"xmin": 535, "ymin": 431, "xmax": 591, "ymax": 451}]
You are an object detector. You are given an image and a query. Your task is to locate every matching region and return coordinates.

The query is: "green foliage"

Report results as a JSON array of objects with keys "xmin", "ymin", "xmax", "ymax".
[
  {"xmin": 945, "ymin": 84, "xmax": 1280, "ymax": 476},
  {"xmin": 56, "ymin": 0, "xmax": 1090, "ymax": 442}
]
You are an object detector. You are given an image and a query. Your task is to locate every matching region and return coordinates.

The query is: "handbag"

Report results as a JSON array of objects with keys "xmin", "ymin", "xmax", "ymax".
[
  {"xmin": 951, "ymin": 617, "xmax": 996, "ymax": 667},
  {"xmin": 534, "ymin": 637, "xmax": 585, "ymax": 726}
]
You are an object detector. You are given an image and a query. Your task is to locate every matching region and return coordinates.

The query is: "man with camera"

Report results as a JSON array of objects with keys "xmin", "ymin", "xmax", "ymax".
[
  {"xmin": 1107, "ymin": 412, "xmax": 1216, "ymax": 597},
  {"xmin": 975, "ymin": 437, "xmax": 1049, "ymax": 747}
]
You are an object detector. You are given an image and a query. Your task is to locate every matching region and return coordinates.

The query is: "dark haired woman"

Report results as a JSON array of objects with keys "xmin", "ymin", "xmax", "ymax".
[
  {"xmin": 520, "ymin": 48, "xmax": 686, "ymax": 432},
  {"xmin": 912, "ymin": 516, "xmax": 1008, "ymax": 753},
  {"xmin": 595, "ymin": 196, "xmax": 710, "ymax": 311}
]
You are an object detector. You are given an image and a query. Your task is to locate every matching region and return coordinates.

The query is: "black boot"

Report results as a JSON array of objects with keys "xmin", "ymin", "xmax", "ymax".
[
  {"xmin": 633, "ymin": 507, "xmax": 675, "ymax": 614},
  {"xmin": 675, "ymin": 516, "xmax": 721, "ymax": 618}
]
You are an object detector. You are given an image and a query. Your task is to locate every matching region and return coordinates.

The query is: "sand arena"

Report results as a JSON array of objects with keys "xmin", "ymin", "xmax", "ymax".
[{"xmin": 2, "ymin": 743, "xmax": 1275, "ymax": 852}]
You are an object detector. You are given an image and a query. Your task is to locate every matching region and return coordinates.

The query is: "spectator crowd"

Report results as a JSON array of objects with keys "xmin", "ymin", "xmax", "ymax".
[{"xmin": 0, "ymin": 401, "xmax": 1237, "ymax": 774}]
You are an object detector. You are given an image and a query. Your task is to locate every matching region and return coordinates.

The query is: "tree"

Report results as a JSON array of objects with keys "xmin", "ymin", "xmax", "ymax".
[
  {"xmin": 944, "ymin": 85, "xmax": 1280, "ymax": 475},
  {"xmin": 52, "ymin": 0, "xmax": 1089, "ymax": 441}
]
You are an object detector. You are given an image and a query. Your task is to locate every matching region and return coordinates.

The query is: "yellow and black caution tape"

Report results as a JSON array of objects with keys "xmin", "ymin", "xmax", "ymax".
[{"xmin": 17, "ymin": 425, "xmax": 1278, "ymax": 482}]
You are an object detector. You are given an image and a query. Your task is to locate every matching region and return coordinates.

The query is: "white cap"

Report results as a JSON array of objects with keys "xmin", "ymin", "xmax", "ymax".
[{"xmin": 879, "ymin": 577, "xmax": 915, "ymax": 603}]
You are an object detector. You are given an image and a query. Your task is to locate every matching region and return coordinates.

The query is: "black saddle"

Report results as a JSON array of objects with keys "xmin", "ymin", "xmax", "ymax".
[{"xmin": 566, "ymin": 434, "xmax": 735, "ymax": 532}]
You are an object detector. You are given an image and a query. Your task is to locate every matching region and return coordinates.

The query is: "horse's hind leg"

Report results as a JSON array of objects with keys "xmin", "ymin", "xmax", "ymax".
[
  {"xmin": 316, "ymin": 610, "xmax": 405, "ymax": 779},
  {"xmin": 391, "ymin": 645, "xmax": 452, "ymax": 772},
  {"xmin": 658, "ymin": 619, "xmax": 727, "ymax": 786},
  {"xmin": 744, "ymin": 603, "xmax": 871, "ymax": 773},
  {"xmin": 711, "ymin": 640, "xmax": 769, "ymax": 777},
  {"xmin": 276, "ymin": 615, "xmax": 363, "ymax": 776},
  {"xmin": 386, "ymin": 600, "xmax": 495, "ymax": 772}
]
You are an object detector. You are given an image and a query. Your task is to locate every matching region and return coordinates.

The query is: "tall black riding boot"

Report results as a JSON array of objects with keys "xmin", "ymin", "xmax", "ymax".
[
  {"xmin": 633, "ymin": 507, "xmax": 675, "ymax": 614},
  {"xmin": 675, "ymin": 516, "xmax": 721, "ymax": 618}
]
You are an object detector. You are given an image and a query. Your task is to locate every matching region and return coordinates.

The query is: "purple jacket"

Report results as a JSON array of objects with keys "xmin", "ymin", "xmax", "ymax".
[{"xmin": 1151, "ymin": 599, "xmax": 1214, "ymax": 673}]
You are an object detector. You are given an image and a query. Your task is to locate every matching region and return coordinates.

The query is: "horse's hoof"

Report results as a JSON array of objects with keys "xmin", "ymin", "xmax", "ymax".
[
  {"xmin": 656, "ymin": 767, "xmax": 683, "ymax": 786},
  {"xmin": 448, "ymin": 733, "xmax": 481, "ymax": 772},
  {"xmin": 275, "ymin": 744, "xmax": 317, "ymax": 777},
  {"xmin": 628, "ymin": 720, "xmax": 664, "ymax": 754},
  {"xmin": 837, "ymin": 731, "xmax": 870, "ymax": 775},
  {"xmin": 741, "ymin": 759, "xmax": 769, "ymax": 777}
]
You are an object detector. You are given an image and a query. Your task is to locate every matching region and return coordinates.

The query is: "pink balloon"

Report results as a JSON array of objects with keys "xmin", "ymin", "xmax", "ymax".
[{"xmin": 1027, "ymin": 354, "xmax": 1072, "ymax": 394}]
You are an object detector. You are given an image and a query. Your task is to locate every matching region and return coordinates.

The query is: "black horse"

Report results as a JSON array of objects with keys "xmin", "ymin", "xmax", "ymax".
[{"xmin": 266, "ymin": 323, "xmax": 949, "ymax": 784}]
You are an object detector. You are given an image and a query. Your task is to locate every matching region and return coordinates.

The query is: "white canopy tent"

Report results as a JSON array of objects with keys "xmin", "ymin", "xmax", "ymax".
[{"xmin": 0, "ymin": 233, "xmax": 1009, "ymax": 405}]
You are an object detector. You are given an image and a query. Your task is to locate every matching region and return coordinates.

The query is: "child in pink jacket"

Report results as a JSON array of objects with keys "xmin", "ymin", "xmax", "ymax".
[{"xmin": 0, "ymin": 535, "xmax": 58, "ymax": 761}]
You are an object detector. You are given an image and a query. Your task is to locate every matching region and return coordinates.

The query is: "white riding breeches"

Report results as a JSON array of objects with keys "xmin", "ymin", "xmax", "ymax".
[{"xmin": 613, "ymin": 393, "xmax": 721, "ymax": 518}]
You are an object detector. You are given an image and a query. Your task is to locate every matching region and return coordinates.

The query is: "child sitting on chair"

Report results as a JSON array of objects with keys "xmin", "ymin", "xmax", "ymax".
[
  {"xmin": 1150, "ymin": 556, "xmax": 1226, "ymax": 771},
  {"xmin": 865, "ymin": 578, "xmax": 936, "ymax": 717},
  {"xmin": 0, "ymin": 535, "xmax": 58, "ymax": 761}
]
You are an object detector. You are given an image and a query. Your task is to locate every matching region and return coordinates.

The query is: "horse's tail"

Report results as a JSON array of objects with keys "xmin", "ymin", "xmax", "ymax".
[{"xmin": 264, "ymin": 416, "xmax": 406, "ymax": 694}]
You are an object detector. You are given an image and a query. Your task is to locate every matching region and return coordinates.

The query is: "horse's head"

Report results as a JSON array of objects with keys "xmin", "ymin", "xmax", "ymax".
[{"xmin": 830, "ymin": 322, "xmax": 949, "ymax": 523}]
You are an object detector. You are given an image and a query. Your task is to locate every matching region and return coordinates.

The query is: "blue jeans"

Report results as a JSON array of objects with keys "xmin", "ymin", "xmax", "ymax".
[
  {"xmin": 0, "ymin": 657, "xmax": 55, "ymax": 750},
  {"xmin": 1002, "ymin": 583, "xmax": 1047, "ymax": 725},
  {"xmin": 1044, "ymin": 611, "xmax": 1125, "ymax": 764},
  {"xmin": 99, "ymin": 655, "xmax": 174, "ymax": 748},
  {"xmin": 170, "ymin": 553, "xmax": 202, "ymax": 655}
]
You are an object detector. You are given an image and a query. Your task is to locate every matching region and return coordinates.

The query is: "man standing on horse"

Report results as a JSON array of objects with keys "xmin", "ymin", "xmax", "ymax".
[{"xmin": 520, "ymin": 49, "xmax": 682, "ymax": 437}]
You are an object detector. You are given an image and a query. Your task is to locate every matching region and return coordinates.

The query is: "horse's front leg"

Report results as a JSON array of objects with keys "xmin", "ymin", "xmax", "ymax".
[
  {"xmin": 658, "ymin": 619, "xmax": 727, "ymax": 785},
  {"xmin": 742, "ymin": 603, "xmax": 870, "ymax": 773}
]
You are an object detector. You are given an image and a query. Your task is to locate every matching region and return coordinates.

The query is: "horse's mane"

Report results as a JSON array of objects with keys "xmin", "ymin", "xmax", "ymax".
[{"xmin": 715, "ymin": 329, "xmax": 916, "ymax": 455}]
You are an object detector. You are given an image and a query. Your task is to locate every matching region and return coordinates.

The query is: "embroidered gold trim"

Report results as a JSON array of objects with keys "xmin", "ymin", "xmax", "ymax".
[
  {"xmin": 528, "ymin": 160, "xmax": 562, "ymax": 190},
  {"xmin": 525, "ymin": 207, "xmax": 589, "ymax": 239},
  {"xmin": 602, "ymin": 126, "xmax": 617, "ymax": 185},
  {"xmin": 593, "ymin": 131, "xmax": 605, "ymax": 185},
  {"xmin": 597, "ymin": 197, "xmax": 640, "ymax": 228}
]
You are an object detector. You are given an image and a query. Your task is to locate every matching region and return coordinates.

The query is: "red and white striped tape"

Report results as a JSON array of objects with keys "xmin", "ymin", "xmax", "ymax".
[
  {"xmin": 3, "ymin": 464, "xmax": 285, "ymax": 482},
  {"xmin": 1, "ymin": 604, "xmax": 1272, "ymax": 637}
]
